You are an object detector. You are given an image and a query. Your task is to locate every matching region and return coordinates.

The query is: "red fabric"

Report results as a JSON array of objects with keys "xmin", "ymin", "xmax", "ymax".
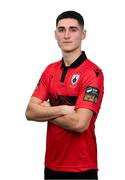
[{"xmin": 32, "ymin": 58, "xmax": 104, "ymax": 172}]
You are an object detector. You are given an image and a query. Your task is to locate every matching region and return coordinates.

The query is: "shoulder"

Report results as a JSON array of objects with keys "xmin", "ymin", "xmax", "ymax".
[
  {"xmin": 85, "ymin": 59, "xmax": 102, "ymax": 71},
  {"xmin": 39, "ymin": 60, "xmax": 62, "ymax": 82},
  {"xmin": 41, "ymin": 60, "xmax": 61, "ymax": 76},
  {"xmin": 84, "ymin": 59, "xmax": 104, "ymax": 78},
  {"xmin": 45, "ymin": 60, "xmax": 62, "ymax": 71}
]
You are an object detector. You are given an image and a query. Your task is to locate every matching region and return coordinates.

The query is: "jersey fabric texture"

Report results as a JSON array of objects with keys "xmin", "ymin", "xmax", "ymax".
[{"xmin": 32, "ymin": 51, "xmax": 104, "ymax": 172}]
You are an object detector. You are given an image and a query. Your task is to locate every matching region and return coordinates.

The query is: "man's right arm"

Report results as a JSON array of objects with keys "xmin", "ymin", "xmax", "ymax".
[{"xmin": 25, "ymin": 97, "xmax": 74, "ymax": 122}]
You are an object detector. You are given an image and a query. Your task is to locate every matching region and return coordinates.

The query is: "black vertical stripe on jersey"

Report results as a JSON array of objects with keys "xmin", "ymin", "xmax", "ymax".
[
  {"xmin": 48, "ymin": 94, "xmax": 77, "ymax": 106},
  {"xmin": 60, "ymin": 67, "xmax": 69, "ymax": 82}
]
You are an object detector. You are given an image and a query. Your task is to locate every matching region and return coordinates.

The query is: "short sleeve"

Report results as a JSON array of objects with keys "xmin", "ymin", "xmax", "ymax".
[
  {"xmin": 75, "ymin": 69, "xmax": 104, "ymax": 114},
  {"xmin": 32, "ymin": 68, "xmax": 49, "ymax": 101}
]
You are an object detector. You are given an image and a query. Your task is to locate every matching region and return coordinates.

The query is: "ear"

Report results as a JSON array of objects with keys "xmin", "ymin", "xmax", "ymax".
[
  {"xmin": 55, "ymin": 30, "xmax": 57, "ymax": 40},
  {"xmin": 82, "ymin": 29, "xmax": 86, "ymax": 40}
]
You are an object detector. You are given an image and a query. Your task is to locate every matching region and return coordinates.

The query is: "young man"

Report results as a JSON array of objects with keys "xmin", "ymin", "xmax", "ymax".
[{"xmin": 25, "ymin": 11, "xmax": 104, "ymax": 179}]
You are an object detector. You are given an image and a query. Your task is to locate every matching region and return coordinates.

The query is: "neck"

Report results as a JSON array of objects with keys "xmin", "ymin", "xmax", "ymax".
[{"xmin": 62, "ymin": 49, "xmax": 82, "ymax": 66}]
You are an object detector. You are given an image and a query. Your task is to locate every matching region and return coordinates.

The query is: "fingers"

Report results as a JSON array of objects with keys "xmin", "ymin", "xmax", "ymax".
[{"xmin": 40, "ymin": 101, "xmax": 51, "ymax": 107}]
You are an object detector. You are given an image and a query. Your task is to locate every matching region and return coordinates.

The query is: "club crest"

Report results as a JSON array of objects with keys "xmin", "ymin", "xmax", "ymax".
[{"xmin": 71, "ymin": 74, "xmax": 80, "ymax": 85}]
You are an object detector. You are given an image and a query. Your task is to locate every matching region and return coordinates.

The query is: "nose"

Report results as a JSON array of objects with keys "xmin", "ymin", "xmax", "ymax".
[{"xmin": 64, "ymin": 30, "xmax": 70, "ymax": 39}]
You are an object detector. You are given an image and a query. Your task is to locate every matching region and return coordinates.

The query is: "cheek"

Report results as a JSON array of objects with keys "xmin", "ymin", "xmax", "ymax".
[
  {"xmin": 56, "ymin": 37, "xmax": 63, "ymax": 47},
  {"xmin": 56, "ymin": 36, "xmax": 63, "ymax": 44},
  {"xmin": 56, "ymin": 33, "xmax": 63, "ymax": 40},
  {"xmin": 73, "ymin": 36, "xmax": 82, "ymax": 44}
]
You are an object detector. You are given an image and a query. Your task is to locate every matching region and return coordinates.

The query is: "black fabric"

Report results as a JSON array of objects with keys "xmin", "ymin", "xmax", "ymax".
[
  {"xmin": 44, "ymin": 167, "xmax": 98, "ymax": 179},
  {"xmin": 60, "ymin": 51, "xmax": 87, "ymax": 82},
  {"xmin": 60, "ymin": 67, "xmax": 69, "ymax": 82},
  {"xmin": 48, "ymin": 94, "xmax": 77, "ymax": 106},
  {"xmin": 61, "ymin": 51, "xmax": 87, "ymax": 69}
]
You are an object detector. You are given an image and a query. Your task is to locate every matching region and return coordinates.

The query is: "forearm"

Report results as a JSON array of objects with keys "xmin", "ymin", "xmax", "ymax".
[
  {"xmin": 51, "ymin": 112, "xmax": 81, "ymax": 132},
  {"xmin": 26, "ymin": 103, "xmax": 65, "ymax": 122},
  {"xmin": 51, "ymin": 108, "xmax": 93, "ymax": 133}
]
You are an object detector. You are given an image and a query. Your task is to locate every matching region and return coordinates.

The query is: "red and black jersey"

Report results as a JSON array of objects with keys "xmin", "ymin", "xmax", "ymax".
[{"xmin": 32, "ymin": 51, "xmax": 104, "ymax": 172}]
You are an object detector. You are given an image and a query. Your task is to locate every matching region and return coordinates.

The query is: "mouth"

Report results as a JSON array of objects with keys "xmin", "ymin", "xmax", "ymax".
[{"xmin": 63, "ymin": 41, "xmax": 72, "ymax": 44}]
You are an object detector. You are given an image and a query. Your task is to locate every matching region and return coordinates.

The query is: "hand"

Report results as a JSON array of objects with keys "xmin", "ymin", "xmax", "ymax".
[
  {"xmin": 40, "ymin": 101, "xmax": 51, "ymax": 107},
  {"xmin": 61, "ymin": 105, "xmax": 75, "ymax": 115}
]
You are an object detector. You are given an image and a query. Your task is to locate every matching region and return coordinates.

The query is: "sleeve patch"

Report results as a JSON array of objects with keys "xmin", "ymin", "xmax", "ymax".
[{"xmin": 84, "ymin": 86, "xmax": 99, "ymax": 103}]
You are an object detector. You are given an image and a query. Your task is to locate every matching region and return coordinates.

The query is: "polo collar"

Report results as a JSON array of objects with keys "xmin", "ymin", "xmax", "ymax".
[{"xmin": 61, "ymin": 51, "xmax": 87, "ymax": 69}]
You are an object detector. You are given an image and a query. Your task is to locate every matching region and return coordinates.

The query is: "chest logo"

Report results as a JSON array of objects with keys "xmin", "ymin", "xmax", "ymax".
[{"xmin": 71, "ymin": 74, "xmax": 80, "ymax": 85}]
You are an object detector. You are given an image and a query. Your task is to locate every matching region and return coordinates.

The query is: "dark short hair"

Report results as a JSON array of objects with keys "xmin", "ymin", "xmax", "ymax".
[{"xmin": 56, "ymin": 10, "xmax": 84, "ymax": 27}]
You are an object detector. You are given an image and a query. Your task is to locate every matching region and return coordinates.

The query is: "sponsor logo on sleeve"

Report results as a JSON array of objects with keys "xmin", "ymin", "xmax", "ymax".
[{"xmin": 84, "ymin": 86, "xmax": 99, "ymax": 103}]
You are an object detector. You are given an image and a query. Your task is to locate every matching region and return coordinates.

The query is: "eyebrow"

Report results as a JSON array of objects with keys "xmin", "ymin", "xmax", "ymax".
[{"xmin": 57, "ymin": 26, "xmax": 79, "ymax": 29}]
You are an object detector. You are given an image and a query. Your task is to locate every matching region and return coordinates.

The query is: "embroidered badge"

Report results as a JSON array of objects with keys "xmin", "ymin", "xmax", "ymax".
[
  {"xmin": 84, "ymin": 86, "xmax": 99, "ymax": 103},
  {"xmin": 71, "ymin": 74, "xmax": 80, "ymax": 85}
]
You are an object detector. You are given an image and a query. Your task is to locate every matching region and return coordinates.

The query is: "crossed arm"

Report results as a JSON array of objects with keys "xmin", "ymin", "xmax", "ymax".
[{"xmin": 25, "ymin": 97, "xmax": 93, "ymax": 133}]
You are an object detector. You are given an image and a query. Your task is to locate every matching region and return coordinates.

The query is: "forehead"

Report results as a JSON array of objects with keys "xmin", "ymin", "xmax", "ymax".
[{"xmin": 57, "ymin": 18, "xmax": 80, "ymax": 28}]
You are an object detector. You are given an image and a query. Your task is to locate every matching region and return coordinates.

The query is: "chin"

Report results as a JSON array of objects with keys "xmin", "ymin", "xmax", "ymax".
[
  {"xmin": 62, "ymin": 48, "xmax": 78, "ymax": 53},
  {"xmin": 62, "ymin": 50, "xmax": 73, "ymax": 53},
  {"xmin": 61, "ymin": 47, "xmax": 74, "ymax": 52}
]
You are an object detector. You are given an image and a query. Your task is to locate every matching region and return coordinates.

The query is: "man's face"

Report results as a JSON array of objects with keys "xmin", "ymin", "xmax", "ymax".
[{"xmin": 55, "ymin": 18, "xmax": 86, "ymax": 53}]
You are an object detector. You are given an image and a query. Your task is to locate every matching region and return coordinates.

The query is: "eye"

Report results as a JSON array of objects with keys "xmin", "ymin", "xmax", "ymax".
[
  {"xmin": 58, "ymin": 27, "xmax": 65, "ymax": 32},
  {"xmin": 70, "ymin": 27, "xmax": 78, "ymax": 32}
]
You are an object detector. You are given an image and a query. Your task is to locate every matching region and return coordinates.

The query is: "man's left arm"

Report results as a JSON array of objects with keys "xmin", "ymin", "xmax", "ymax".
[{"xmin": 50, "ymin": 108, "xmax": 93, "ymax": 133}]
